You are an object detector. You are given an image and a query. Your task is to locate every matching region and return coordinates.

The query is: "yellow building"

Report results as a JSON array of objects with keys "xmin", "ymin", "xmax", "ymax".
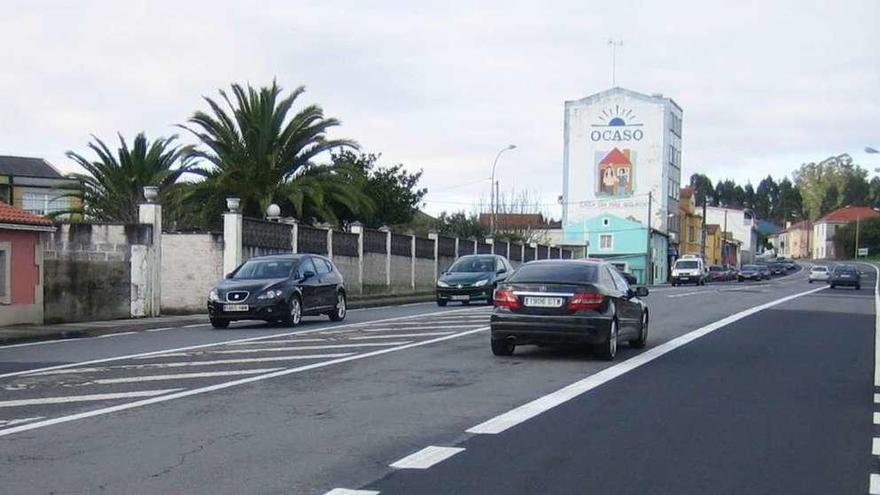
[
  {"xmin": 705, "ymin": 224, "xmax": 723, "ymax": 265},
  {"xmin": 678, "ymin": 187, "xmax": 703, "ymax": 256}
]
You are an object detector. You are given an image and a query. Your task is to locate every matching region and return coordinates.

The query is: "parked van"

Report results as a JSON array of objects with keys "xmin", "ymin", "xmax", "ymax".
[{"xmin": 671, "ymin": 257, "xmax": 707, "ymax": 286}]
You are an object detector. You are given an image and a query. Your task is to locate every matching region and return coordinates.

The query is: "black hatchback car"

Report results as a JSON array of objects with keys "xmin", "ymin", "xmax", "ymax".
[
  {"xmin": 828, "ymin": 264, "xmax": 861, "ymax": 290},
  {"xmin": 490, "ymin": 259, "xmax": 649, "ymax": 361},
  {"xmin": 436, "ymin": 254, "xmax": 513, "ymax": 306},
  {"xmin": 207, "ymin": 254, "xmax": 347, "ymax": 329}
]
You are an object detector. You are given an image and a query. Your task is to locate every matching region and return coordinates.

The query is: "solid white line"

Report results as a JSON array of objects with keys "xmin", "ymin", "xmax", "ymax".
[
  {"xmin": 867, "ymin": 262, "xmax": 880, "ymax": 387},
  {"xmin": 0, "ymin": 327, "xmax": 488, "ymax": 437},
  {"xmin": 182, "ymin": 324, "xmax": 205, "ymax": 328},
  {"xmin": 875, "ymin": 412, "xmax": 880, "ymax": 425},
  {"xmin": 364, "ymin": 325, "xmax": 468, "ymax": 332},
  {"xmin": 324, "ymin": 488, "xmax": 380, "ymax": 495},
  {"xmin": 350, "ymin": 332, "xmax": 454, "ymax": 340},
  {"xmin": 389, "ymin": 445, "xmax": 465, "ymax": 469},
  {"xmin": 666, "ymin": 290, "xmax": 705, "ymax": 298},
  {"xmin": 0, "ymin": 416, "xmax": 45, "ymax": 427},
  {"xmin": 146, "ymin": 327, "xmax": 173, "ymax": 332},
  {"xmin": 874, "ymin": 438, "xmax": 880, "ymax": 456},
  {"xmin": 0, "ymin": 389, "xmax": 183, "ymax": 408},
  {"xmin": 201, "ymin": 342, "xmax": 411, "ymax": 354},
  {"xmin": 467, "ymin": 286, "xmax": 827, "ymax": 435},
  {"xmin": 92, "ymin": 368, "xmax": 284, "ymax": 385},
  {"xmin": 875, "ymin": 393, "xmax": 880, "ymax": 404},
  {"xmin": 96, "ymin": 332, "xmax": 137, "ymax": 338},
  {"xmin": 31, "ymin": 354, "xmax": 357, "ymax": 375},
  {"xmin": 870, "ymin": 474, "xmax": 880, "ymax": 494},
  {"xmin": 0, "ymin": 307, "xmax": 485, "ymax": 380},
  {"xmin": 226, "ymin": 338, "xmax": 330, "ymax": 345}
]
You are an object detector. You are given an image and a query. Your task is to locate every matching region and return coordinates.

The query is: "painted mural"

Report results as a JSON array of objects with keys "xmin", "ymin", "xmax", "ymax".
[{"xmin": 596, "ymin": 147, "xmax": 635, "ymax": 197}]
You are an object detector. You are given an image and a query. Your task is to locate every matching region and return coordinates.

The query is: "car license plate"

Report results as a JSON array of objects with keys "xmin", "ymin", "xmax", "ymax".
[
  {"xmin": 680, "ymin": 276, "xmax": 689, "ymax": 280},
  {"xmin": 840, "ymin": 274, "xmax": 850, "ymax": 278},
  {"xmin": 524, "ymin": 296, "xmax": 563, "ymax": 308},
  {"xmin": 450, "ymin": 295, "xmax": 469, "ymax": 301},
  {"xmin": 223, "ymin": 304, "xmax": 249, "ymax": 312}
]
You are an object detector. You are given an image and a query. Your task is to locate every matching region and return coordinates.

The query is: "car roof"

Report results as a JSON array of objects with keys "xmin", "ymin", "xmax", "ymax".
[
  {"xmin": 526, "ymin": 259, "xmax": 604, "ymax": 266},
  {"xmin": 247, "ymin": 254, "xmax": 310, "ymax": 261}
]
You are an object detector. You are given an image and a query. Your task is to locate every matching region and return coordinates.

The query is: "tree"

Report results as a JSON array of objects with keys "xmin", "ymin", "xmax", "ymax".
[
  {"xmin": 834, "ymin": 217, "xmax": 880, "ymax": 260},
  {"xmin": 329, "ymin": 151, "xmax": 427, "ymax": 228},
  {"xmin": 689, "ymin": 173, "xmax": 714, "ymax": 206},
  {"xmin": 179, "ymin": 81, "xmax": 372, "ymax": 226},
  {"xmin": 776, "ymin": 178, "xmax": 803, "ymax": 224},
  {"xmin": 754, "ymin": 176, "xmax": 778, "ymax": 220},
  {"xmin": 868, "ymin": 177, "xmax": 880, "ymax": 209},
  {"xmin": 743, "ymin": 183, "xmax": 756, "ymax": 210},
  {"xmin": 431, "ymin": 211, "xmax": 487, "ymax": 239},
  {"xmin": 793, "ymin": 153, "xmax": 869, "ymax": 220},
  {"xmin": 490, "ymin": 189, "xmax": 553, "ymax": 244},
  {"xmin": 59, "ymin": 133, "xmax": 194, "ymax": 222}
]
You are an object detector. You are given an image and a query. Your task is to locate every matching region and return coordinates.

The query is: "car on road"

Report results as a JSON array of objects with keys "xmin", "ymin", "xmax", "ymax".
[
  {"xmin": 614, "ymin": 266, "xmax": 638, "ymax": 285},
  {"xmin": 828, "ymin": 264, "xmax": 861, "ymax": 290},
  {"xmin": 708, "ymin": 265, "xmax": 730, "ymax": 282},
  {"xmin": 207, "ymin": 254, "xmax": 347, "ymax": 329},
  {"xmin": 671, "ymin": 257, "xmax": 707, "ymax": 286},
  {"xmin": 490, "ymin": 259, "xmax": 649, "ymax": 361},
  {"xmin": 436, "ymin": 254, "xmax": 513, "ymax": 306},
  {"xmin": 808, "ymin": 265, "xmax": 830, "ymax": 283},
  {"xmin": 768, "ymin": 262, "xmax": 786, "ymax": 276},
  {"xmin": 738, "ymin": 264, "xmax": 765, "ymax": 282},
  {"xmin": 757, "ymin": 264, "xmax": 772, "ymax": 279}
]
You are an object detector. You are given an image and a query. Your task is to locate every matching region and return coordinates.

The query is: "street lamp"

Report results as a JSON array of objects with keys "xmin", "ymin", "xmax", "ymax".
[
  {"xmin": 866, "ymin": 147, "xmax": 879, "ymax": 154},
  {"xmin": 490, "ymin": 144, "xmax": 517, "ymax": 235}
]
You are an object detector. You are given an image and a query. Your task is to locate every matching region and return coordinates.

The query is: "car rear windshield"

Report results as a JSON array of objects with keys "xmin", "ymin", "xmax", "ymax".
[
  {"xmin": 812, "ymin": 267, "xmax": 827, "ymax": 272},
  {"xmin": 508, "ymin": 262, "xmax": 598, "ymax": 284},
  {"xmin": 709, "ymin": 266, "xmax": 723, "ymax": 271},
  {"xmin": 742, "ymin": 265, "xmax": 758, "ymax": 271},
  {"xmin": 834, "ymin": 266, "xmax": 857, "ymax": 273},
  {"xmin": 232, "ymin": 259, "xmax": 297, "ymax": 279},
  {"xmin": 448, "ymin": 256, "xmax": 495, "ymax": 273},
  {"xmin": 675, "ymin": 260, "xmax": 699, "ymax": 269}
]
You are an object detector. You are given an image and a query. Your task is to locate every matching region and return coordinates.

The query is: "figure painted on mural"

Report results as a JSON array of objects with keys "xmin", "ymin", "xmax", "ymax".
[
  {"xmin": 601, "ymin": 166, "xmax": 619, "ymax": 195},
  {"xmin": 597, "ymin": 147, "xmax": 634, "ymax": 197},
  {"xmin": 617, "ymin": 167, "xmax": 629, "ymax": 195}
]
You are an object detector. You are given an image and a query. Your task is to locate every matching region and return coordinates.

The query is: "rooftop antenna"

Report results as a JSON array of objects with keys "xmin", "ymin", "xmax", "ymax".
[{"xmin": 608, "ymin": 39, "xmax": 623, "ymax": 87}]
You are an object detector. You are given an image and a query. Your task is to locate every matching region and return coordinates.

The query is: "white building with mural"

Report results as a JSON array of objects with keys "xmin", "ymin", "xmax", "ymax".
[{"xmin": 561, "ymin": 87, "xmax": 683, "ymax": 284}]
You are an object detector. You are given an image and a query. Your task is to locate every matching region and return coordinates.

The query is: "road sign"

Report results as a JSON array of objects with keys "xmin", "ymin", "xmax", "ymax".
[{"xmin": 858, "ymin": 248, "xmax": 869, "ymax": 257}]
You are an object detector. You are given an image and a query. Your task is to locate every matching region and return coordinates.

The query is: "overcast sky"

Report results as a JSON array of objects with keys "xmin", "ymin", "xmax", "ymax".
[{"xmin": 1, "ymin": 0, "xmax": 878, "ymax": 218}]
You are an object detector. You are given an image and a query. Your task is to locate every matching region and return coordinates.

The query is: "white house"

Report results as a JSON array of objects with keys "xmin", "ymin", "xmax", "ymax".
[
  {"xmin": 703, "ymin": 206, "xmax": 758, "ymax": 264},
  {"xmin": 812, "ymin": 206, "xmax": 879, "ymax": 259}
]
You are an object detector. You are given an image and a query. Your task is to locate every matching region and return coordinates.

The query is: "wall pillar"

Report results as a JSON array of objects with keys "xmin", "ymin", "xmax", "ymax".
[
  {"xmin": 138, "ymin": 201, "xmax": 162, "ymax": 317},
  {"xmin": 223, "ymin": 210, "xmax": 243, "ymax": 277},
  {"xmin": 410, "ymin": 234, "xmax": 416, "ymax": 291},
  {"xmin": 327, "ymin": 228, "xmax": 333, "ymax": 259},
  {"xmin": 350, "ymin": 222, "xmax": 365, "ymax": 295},
  {"xmin": 428, "ymin": 230, "xmax": 439, "ymax": 284},
  {"xmin": 380, "ymin": 225, "xmax": 391, "ymax": 289}
]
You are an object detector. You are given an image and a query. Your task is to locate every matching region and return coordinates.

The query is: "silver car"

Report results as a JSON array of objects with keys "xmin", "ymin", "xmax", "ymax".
[{"xmin": 808, "ymin": 265, "xmax": 829, "ymax": 283}]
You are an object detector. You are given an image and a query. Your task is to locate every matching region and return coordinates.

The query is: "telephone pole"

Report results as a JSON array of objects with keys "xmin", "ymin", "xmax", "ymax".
[
  {"xmin": 647, "ymin": 191, "xmax": 653, "ymax": 285},
  {"xmin": 855, "ymin": 215, "xmax": 861, "ymax": 258},
  {"xmin": 701, "ymin": 201, "xmax": 708, "ymax": 259}
]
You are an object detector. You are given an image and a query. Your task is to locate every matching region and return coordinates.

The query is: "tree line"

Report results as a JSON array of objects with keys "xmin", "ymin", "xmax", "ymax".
[{"xmin": 689, "ymin": 153, "xmax": 880, "ymax": 225}]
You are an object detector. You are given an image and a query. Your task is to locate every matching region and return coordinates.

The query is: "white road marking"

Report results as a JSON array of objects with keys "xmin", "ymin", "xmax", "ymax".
[
  {"xmin": 96, "ymin": 332, "xmax": 137, "ymax": 338},
  {"xmin": 226, "ymin": 338, "xmax": 330, "ymax": 345},
  {"xmin": 389, "ymin": 445, "xmax": 465, "ymax": 469},
  {"xmin": 363, "ymin": 325, "xmax": 468, "ymax": 332},
  {"xmin": 182, "ymin": 324, "xmax": 205, "ymax": 328},
  {"xmin": 875, "ymin": 413, "xmax": 880, "ymax": 425},
  {"xmin": 30, "ymin": 354, "xmax": 357, "ymax": 375},
  {"xmin": 0, "ymin": 327, "xmax": 487, "ymax": 437},
  {"xmin": 194, "ymin": 342, "xmax": 411, "ymax": 355},
  {"xmin": 349, "ymin": 332, "xmax": 454, "ymax": 340},
  {"xmin": 865, "ymin": 262, "xmax": 880, "ymax": 386},
  {"xmin": 91, "ymin": 368, "xmax": 284, "ymax": 385},
  {"xmin": 871, "ymin": 474, "xmax": 880, "ymax": 495},
  {"xmin": 666, "ymin": 290, "xmax": 706, "ymax": 298},
  {"xmin": 324, "ymin": 488, "xmax": 380, "ymax": 495},
  {"xmin": 874, "ymin": 438, "xmax": 880, "ymax": 456},
  {"xmin": 0, "ymin": 307, "xmax": 485, "ymax": 380},
  {"xmin": 0, "ymin": 416, "xmax": 45, "ymax": 427},
  {"xmin": 467, "ymin": 286, "xmax": 827, "ymax": 435},
  {"xmin": 875, "ymin": 393, "xmax": 880, "ymax": 404},
  {"xmin": 146, "ymin": 327, "xmax": 173, "ymax": 332},
  {"xmin": 0, "ymin": 389, "xmax": 183, "ymax": 408}
]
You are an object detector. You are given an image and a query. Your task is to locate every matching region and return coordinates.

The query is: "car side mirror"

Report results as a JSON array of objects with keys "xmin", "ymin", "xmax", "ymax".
[
  {"xmin": 302, "ymin": 270, "xmax": 316, "ymax": 280},
  {"xmin": 497, "ymin": 268, "xmax": 506, "ymax": 274},
  {"xmin": 225, "ymin": 272, "xmax": 233, "ymax": 279},
  {"xmin": 636, "ymin": 286, "xmax": 649, "ymax": 297}
]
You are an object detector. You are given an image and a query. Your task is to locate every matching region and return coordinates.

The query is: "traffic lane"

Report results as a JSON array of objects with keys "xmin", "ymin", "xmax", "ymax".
[
  {"xmin": 368, "ymin": 284, "xmax": 873, "ymax": 494},
  {"xmin": 0, "ymin": 276, "xmax": 830, "ymax": 493},
  {"xmin": 0, "ymin": 301, "xmax": 453, "ymax": 371}
]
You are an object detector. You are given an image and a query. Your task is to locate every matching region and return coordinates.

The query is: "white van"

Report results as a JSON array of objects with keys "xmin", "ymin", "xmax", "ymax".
[{"xmin": 671, "ymin": 257, "xmax": 707, "ymax": 286}]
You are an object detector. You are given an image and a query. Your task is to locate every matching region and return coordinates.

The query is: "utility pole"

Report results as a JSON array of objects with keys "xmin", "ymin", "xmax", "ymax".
[
  {"xmin": 647, "ymin": 191, "xmax": 653, "ymax": 285},
  {"xmin": 701, "ymin": 201, "xmax": 708, "ymax": 259},
  {"xmin": 722, "ymin": 209, "xmax": 728, "ymax": 264},
  {"xmin": 855, "ymin": 215, "xmax": 861, "ymax": 258},
  {"xmin": 608, "ymin": 39, "xmax": 623, "ymax": 87},
  {"xmin": 490, "ymin": 145, "xmax": 516, "ymax": 236}
]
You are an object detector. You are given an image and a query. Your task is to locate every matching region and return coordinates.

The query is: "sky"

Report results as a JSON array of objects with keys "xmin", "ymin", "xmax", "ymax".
[{"xmin": 1, "ymin": 0, "xmax": 878, "ymax": 219}]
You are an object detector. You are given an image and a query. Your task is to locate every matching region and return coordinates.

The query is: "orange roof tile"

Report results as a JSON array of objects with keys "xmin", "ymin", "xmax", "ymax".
[
  {"xmin": 0, "ymin": 201, "xmax": 54, "ymax": 226},
  {"xmin": 817, "ymin": 206, "xmax": 879, "ymax": 224}
]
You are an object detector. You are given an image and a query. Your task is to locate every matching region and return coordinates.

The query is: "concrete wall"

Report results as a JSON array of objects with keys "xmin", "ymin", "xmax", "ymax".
[
  {"xmin": 161, "ymin": 233, "xmax": 224, "ymax": 314},
  {"xmin": 331, "ymin": 255, "xmax": 360, "ymax": 295},
  {"xmin": 362, "ymin": 252, "xmax": 388, "ymax": 295},
  {"xmin": 390, "ymin": 255, "xmax": 411, "ymax": 292},
  {"xmin": 414, "ymin": 258, "xmax": 434, "ymax": 290},
  {"xmin": 438, "ymin": 255, "xmax": 456, "ymax": 274}
]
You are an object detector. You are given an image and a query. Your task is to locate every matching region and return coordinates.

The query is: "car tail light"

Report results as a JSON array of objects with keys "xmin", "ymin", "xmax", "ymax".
[
  {"xmin": 567, "ymin": 292, "xmax": 604, "ymax": 310},
  {"xmin": 494, "ymin": 289, "xmax": 520, "ymax": 309}
]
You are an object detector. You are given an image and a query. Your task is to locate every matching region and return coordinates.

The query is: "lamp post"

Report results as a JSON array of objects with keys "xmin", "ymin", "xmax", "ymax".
[{"xmin": 490, "ymin": 144, "xmax": 517, "ymax": 235}]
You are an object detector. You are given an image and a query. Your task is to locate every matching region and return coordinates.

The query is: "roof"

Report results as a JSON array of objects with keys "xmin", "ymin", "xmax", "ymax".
[
  {"xmin": 0, "ymin": 155, "xmax": 63, "ymax": 178},
  {"xmin": 680, "ymin": 186, "xmax": 694, "ymax": 199},
  {"xmin": 755, "ymin": 220, "xmax": 781, "ymax": 235},
  {"xmin": 783, "ymin": 220, "xmax": 812, "ymax": 232},
  {"xmin": 0, "ymin": 201, "xmax": 54, "ymax": 227},
  {"xmin": 599, "ymin": 148, "xmax": 631, "ymax": 165},
  {"xmin": 816, "ymin": 206, "xmax": 880, "ymax": 224}
]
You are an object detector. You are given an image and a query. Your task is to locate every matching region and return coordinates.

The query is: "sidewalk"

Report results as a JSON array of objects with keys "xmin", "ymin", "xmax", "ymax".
[{"xmin": 0, "ymin": 292, "xmax": 435, "ymax": 346}]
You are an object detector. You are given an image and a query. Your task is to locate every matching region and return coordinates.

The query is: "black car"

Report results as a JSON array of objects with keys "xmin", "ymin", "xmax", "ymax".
[
  {"xmin": 768, "ymin": 262, "xmax": 786, "ymax": 276},
  {"xmin": 738, "ymin": 264, "xmax": 764, "ymax": 282},
  {"xmin": 490, "ymin": 259, "xmax": 649, "ymax": 361},
  {"xmin": 614, "ymin": 266, "xmax": 638, "ymax": 285},
  {"xmin": 436, "ymin": 254, "xmax": 513, "ymax": 306},
  {"xmin": 828, "ymin": 264, "xmax": 861, "ymax": 290},
  {"xmin": 757, "ymin": 264, "xmax": 772, "ymax": 279},
  {"xmin": 207, "ymin": 254, "xmax": 347, "ymax": 329}
]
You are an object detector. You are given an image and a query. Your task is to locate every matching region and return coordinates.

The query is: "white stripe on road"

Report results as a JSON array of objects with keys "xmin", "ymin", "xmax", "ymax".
[
  {"xmin": 874, "ymin": 438, "xmax": 880, "ymax": 456},
  {"xmin": 363, "ymin": 325, "xmax": 468, "ymax": 332},
  {"xmin": 0, "ymin": 389, "xmax": 182, "ymax": 408},
  {"xmin": 96, "ymin": 332, "xmax": 137, "ymax": 338},
  {"xmin": 324, "ymin": 489, "xmax": 380, "ymax": 495},
  {"xmin": 865, "ymin": 262, "xmax": 880, "ymax": 386},
  {"xmin": 0, "ymin": 307, "xmax": 485, "ymax": 380},
  {"xmin": 200, "ymin": 342, "xmax": 411, "ymax": 354},
  {"xmin": 31, "ymin": 354, "xmax": 356, "ymax": 375},
  {"xmin": 389, "ymin": 445, "xmax": 465, "ymax": 469},
  {"xmin": 350, "ymin": 332, "xmax": 454, "ymax": 340},
  {"xmin": 875, "ymin": 393, "xmax": 880, "ymax": 404},
  {"xmin": 467, "ymin": 285, "xmax": 827, "ymax": 435},
  {"xmin": 92, "ymin": 368, "xmax": 284, "ymax": 385},
  {"xmin": 0, "ymin": 327, "xmax": 487, "ymax": 437},
  {"xmin": 666, "ymin": 290, "xmax": 706, "ymax": 298},
  {"xmin": 0, "ymin": 416, "xmax": 45, "ymax": 427},
  {"xmin": 871, "ymin": 474, "xmax": 880, "ymax": 495},
  {"xmin": 146, "ymin": 327, "xmax": 173, "ymax": 332},
  {"xmin": 226, "ymin": 338, "xmax": 330, "ymax": 345}
]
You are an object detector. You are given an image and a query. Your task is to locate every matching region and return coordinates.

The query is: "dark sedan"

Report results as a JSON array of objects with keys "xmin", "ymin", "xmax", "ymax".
[
  {"xmin": 490, "ymin": 259, "xmax": 649, "ymax": 361},
  {"xmin": 436, "ymin": 254, "xmax": 513, "ymax": 306},
  {"xmin": 738, "ymin": 264, "xmax": 764, "ymax": 282},
  {"xmin": 207, "ymin": 254, "xmax": 347, "ymax": 329},
  {"xmin": 828, "ymin": 264, "xmax": 861, "ymax": 290}
]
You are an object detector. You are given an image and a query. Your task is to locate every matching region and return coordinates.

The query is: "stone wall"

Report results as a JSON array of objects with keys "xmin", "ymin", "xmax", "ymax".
[{"xmin": 161, "ymin": 233, "xmax": 224, "ymax": 314}]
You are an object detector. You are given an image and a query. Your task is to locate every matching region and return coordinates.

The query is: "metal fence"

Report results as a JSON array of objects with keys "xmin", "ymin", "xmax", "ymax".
[
  {"xmin": 333, "ymin": 231, "xmax": 359, "ymax": 257},
  {"xmin": 459, "ymin": 240, "xmax": 476, "ymax": 256},
  {"xmin": 524, "ymin": 245, "xmax": 536, "ymax": 262},
  {"xmin": 298, "ymin": 225, "xmax": 327, "ymax": 254},
  {"xmin": 364, "ymin": 229, "xmax": 386, "ymax": 254},
  {"xmin": 509, "ymin": 244, "xmax": 522, "ymax": 262},
  {"xmin": 477, "ymin": 242, "xmax": 492, "ymax": 254},
  {"xmin": 242, "ymin": 218, "xmax": 292, "ymax": 260},
  {"xmin": 494, "ymin": 241, "xmax": 509, "ymax": 256},
  {"xmin": 438, "ymin": 236, "xmax": 456, "ymax": 257},
  {"xmin": 391, "ymin": 234, "xmax": 412, "ymax": 257},
  {"xmin": 415, "ymin": 237, "xmax": 434, "ymax": 259}
]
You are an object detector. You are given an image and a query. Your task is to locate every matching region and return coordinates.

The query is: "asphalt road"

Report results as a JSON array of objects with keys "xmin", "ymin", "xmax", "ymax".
[{"xmin": 0, "ymin": 264, "xmax": 875, "ymax": 494}]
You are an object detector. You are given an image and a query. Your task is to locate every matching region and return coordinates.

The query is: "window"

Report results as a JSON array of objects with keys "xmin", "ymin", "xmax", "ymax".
[
  {"xmin": 688, "ymin": 226, "xmax": 695, "ymax": 243},
  {"xmin": 21, "ymin": 190, "xmax": 72, "ymax": 216},
  {"xmin": 599, "ymin": 234, "xmax": 613, "ymax": 250},
  {"xmin": 314, "ymin": 257, "xmax": 331, "ymax": 275},
  {"xmin": 495, "ymin": 257, "xmax": 506, "ymax": 273},
  {"xmin": 608, "ymin": 267, "xmax": 630, "ymax": 292},
  {"xmin": 602, "ymin": 217, "xmax": 610, "ymax": 227},
  {"xmin": 297, "ymin": 258, "xmax": 317, "ymax": 277},
  {"xmin": 0, "ymin": 242, "xmax": 10, "ymax": 304},
  {"xmin": 508, "ymin": 262, "xmax": 598, "ymax": 284}
]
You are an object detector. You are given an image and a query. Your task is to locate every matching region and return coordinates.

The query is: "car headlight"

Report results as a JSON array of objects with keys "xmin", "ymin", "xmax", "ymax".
[
  {"xmin": 474, "ymin": 279, "xmax": 489, "ymax": 287},
  {"xmin": 257, "ymin": 289, "xmax": 283, "ymax": 300},
  {"xmin": 437, "ymin": 280, "xmax": 450, "ymax": 288},
  {"xmin": 208, "ymin": 289, "xmax": 220, "ymax": 302}
]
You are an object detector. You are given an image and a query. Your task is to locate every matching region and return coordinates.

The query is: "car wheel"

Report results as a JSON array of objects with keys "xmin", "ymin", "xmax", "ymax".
[
  {"xmin": 595, "ymin": 319, "xmax": 618, "ymax": 361},
  {"xmin": 462, "ymin": 300, "xmax": 470, "ymax": 306},
  {"xmin": 809, "ymin": 280, "xmax": 813, "ymax": 283},
  {"xmin": 856, "ymin": 285, "xmax": 861, "ymax": 290},
  {"xmin": 285, "ymin": 296, "xmax": 303, "ymax": 327},
  {"xmin": 210, "ymin": 318, "xmax": 229, "ymax": 329},
  {"xmin": 436, "ymin": 300, "xmax": 447, "ymax": 307},
  {"xmin": 671, "ymin": 281, "xmax": 677, "ymax": 287},
  {"xmin": 630, "ymin": 311, "xmax": 648, "ymax": 349},
  {"xmin": 491, "ymin": 338, "xmax": 515, "ymax": 356},
  {"xmin": 328, "ymin": 292, "xmax": 346, "ymax": 321},
  {"xmin": 829, "ymin": 284, "xmax": 835, "ymax": 289}
]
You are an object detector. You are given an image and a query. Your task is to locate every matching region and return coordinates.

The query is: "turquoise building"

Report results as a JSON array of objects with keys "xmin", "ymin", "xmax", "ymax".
[{"xmin": 564, "ymin": 213, "xmax": 668, "ymax": 285}]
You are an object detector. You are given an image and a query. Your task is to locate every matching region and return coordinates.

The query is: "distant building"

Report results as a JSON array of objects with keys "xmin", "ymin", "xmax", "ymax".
[
  {"xmin": 778, "ymin": 220, "xmax": 812, "ymax": 259},
  {"xmin": 561, "ymin": 87, "xmax": 683, "ymax": 284},
  {"xmin": 478, "ymin": 213, "xmax": 561, "ymax": 231},
  {"xmin": 704, "ymin": 207, "xmax": 757, "ymax": 264},
  {"xmin": 0, "ymin": 201, "xmax": 55, "ymax": 326},
  {"xmin": 678, "ymin": 186, "xmax": 702, "ymax": 256},
  {"xmin": 812, "ymin": 206, "xmax": 880, "ymax": 259},
  {"xmin": 0, "ymin": 156, "xmax": 79, "ymax": 216}
]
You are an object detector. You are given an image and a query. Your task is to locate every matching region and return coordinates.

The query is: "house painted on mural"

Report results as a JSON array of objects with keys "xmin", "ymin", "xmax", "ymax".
[
  {"xmin": 0, "ymin": 201, "xmax": 55, "ymax": 326},
  {"xmin": 564, "ymin": 213, "xmax": 667, "ymax": 284}
]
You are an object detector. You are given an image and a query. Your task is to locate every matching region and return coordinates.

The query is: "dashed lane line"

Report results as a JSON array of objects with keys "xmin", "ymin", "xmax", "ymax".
[
  {"xmin": 349, "ymin": 332, "xmax": 454, "ymax": 340},
  {"xmin": 324, "ymin": 489, "xmax": 380, "ymax": 495},
  {"xmin": 96, "ymin": 332, "xmax": 137, "ymax": 338},
  {"xmin": 202, "ymin": 342, "xmax": 413, "ymax": 354},
  {"xmin": 389, "ymin": 445, "xmax": 466, "ymax": 469},
  {"xmin": 91, "ymin": 368, "xmax": 285, "ymax": 385},
  {"xmin": 0, "ymin": 327, "xmax": 488, "ymax": 437},
  {"xmin": 28, "ymin": 354, "xmax": 357, "ymax": 375},
  {"xmin": 0, "ymin": 417, "xmax": 45, "ymax": 427},
  {"xmin": 0, "ymin": 389, "xmax": 183, "ymax": 408}
]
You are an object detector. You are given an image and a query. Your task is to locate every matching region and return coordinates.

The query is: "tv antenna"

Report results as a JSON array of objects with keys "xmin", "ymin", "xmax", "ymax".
[{"xmin": 608, "ymin": 39, "xmax": 623, "ymax": 87}]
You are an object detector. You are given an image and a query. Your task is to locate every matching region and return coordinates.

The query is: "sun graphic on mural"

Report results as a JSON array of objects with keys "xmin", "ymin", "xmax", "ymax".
[{"xmin": 596, "ymin": 105, "xmax": 638, "ymax": 127}]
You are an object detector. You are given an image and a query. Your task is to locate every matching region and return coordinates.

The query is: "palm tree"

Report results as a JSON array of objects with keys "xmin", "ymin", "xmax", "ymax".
[
  {"xmin": 59, "ymin": 133, "xmax": 193, "ymax": 222},
  {"xmin": 180, "ymin": 81, "xmax": 373, "ymax": 224}
]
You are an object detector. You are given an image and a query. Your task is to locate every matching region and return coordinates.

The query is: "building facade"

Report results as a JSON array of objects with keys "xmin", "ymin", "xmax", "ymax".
[
  {"xmin": 704, "ymin": 206, "xmax": 757, "ymax": 264},
  {"xmin": 813, "ymin": 206, "xmax": 879, "ymax": 259},
  {"xmin": 561, "ymin": 87, "xmax": 683, "ymax": 284},
  {"xmin": 678, "ymin": 186, "xmax": 702, "ymax": 256},
  {"xmin": 0, "ymin": 156, "xmax": 79, "ymax": 217},
  {"xmin": 779, "ymin": 220, "xmax": 811, "ymax": 259},
  {"xmin": 0, "ymin": 202, "xmax": 54, "ymax": 326}
]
